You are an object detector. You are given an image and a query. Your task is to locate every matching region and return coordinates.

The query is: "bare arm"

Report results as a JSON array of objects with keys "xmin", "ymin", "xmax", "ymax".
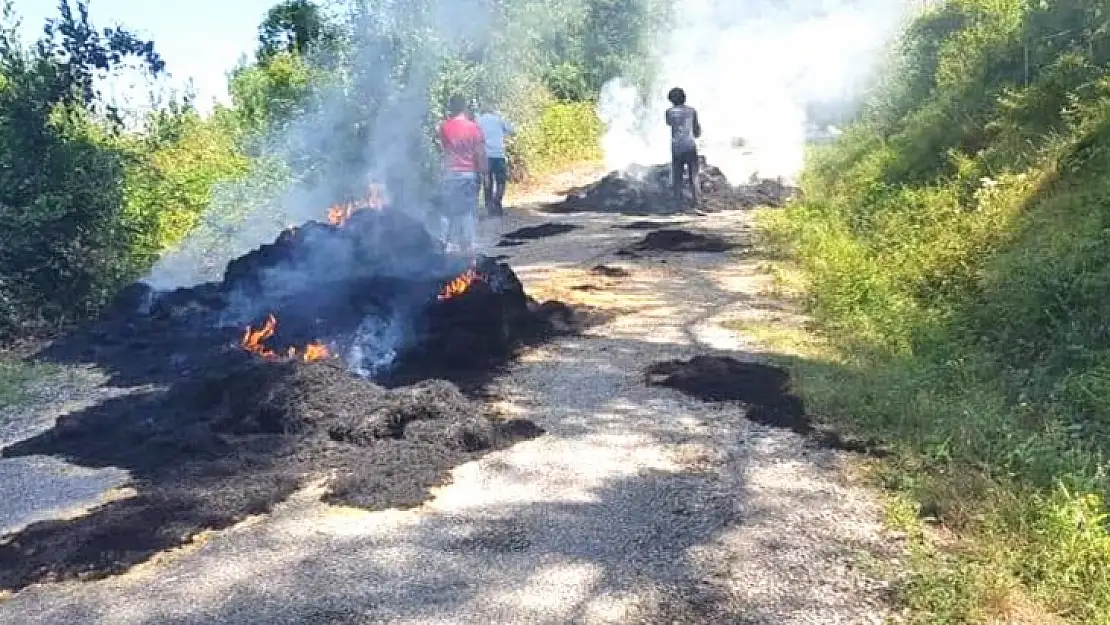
[
  {"xmin": 693, "ymin": 110, "xmax": 702, "ymax": 139},
  {"xmin": 474, "ymin": 135, "xmax": 488, "ymax": 173}
]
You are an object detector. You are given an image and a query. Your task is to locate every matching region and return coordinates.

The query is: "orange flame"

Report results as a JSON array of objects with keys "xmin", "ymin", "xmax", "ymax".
[
  {"xmin": 297, "ymin": 342, "xmax": 331, "ymax": 362},
  {"xmin": 241, "ymin": 314, "xmax": 278, "ymax": 359},
  {"xmin": 240, "ymin": 313, "xmax": 331, "ymax": 362},
  {"xmin": 327, "ymin": 204, "xmax": 351, "ymax": 226},
  {"xmin": 327, "ymin": 184, "xmax": 385, "ymax": 226},
  {"xmin": 437, "ymin": 267, "xmax": 485, "ymax": 301}
]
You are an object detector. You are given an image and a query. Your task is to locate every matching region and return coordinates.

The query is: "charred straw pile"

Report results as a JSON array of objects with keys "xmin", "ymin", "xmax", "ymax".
[
  {"xmin": 51, "ymin": 207, "xmax": 577, "ymax": 387},
  {"xmin": 545, "ymin": 157, "xmax": 799, "ymax": 215},
  {"xmin": 0, "ymin": 205, "xmax": 579, "ymax": 592}
]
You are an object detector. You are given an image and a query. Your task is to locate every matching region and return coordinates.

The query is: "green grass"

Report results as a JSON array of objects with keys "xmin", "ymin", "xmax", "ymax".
[
  {"xmin": 751, "ymin": 1, "xmax": 1110, "ymax": 619},
  {"xmin": 736, "ymin": 255, "xmax": 1110, "ymax": 623},
  {"xmin": 0, "ymin": 355, "xmax": 54, "ymax": 410}
]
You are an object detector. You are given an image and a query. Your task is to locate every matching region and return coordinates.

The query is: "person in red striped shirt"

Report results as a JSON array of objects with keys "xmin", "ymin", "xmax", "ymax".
[{"xmin": 437, "ymin": 95, "xmax": 487, "ymax": 254}]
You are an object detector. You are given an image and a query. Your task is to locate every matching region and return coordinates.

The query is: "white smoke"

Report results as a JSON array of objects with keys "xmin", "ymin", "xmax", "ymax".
[
  {"xmin": 138, "ymin": 0, "xmax": 584, "ymax": 376},
  {"xmin": 599, "ymin": 0, "xmax": 914, "ymax": 184},
  {"xmin": 143, "ymin": 0, "xmax": 582, "ymax": 291}
]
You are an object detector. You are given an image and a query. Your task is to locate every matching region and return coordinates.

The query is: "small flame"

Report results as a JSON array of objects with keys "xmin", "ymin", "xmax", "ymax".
[
  {"xmin": 327, "ymin": 184, "xmax": 385, "ymax": 226},
  {"xmin": 327, "ymin": 204, "xmax": 351, "ymax": 226},
  {"xmin": 299, "ymin": 342, "xmax": 331, "ymax": 362},
  {"xmin": 240, "ymin": 313, "xmax": 331, "ymax": 362},
  {"xmin": 241, "ymin": 313, "xmax": 278, "ymax": 359},
  {"xmin": 437, "ymin": 267, "xmax": 485, "ymax": 301}
]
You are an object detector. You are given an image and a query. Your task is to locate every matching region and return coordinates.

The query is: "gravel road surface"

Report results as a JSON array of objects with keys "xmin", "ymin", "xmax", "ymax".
[{"xmin": 0, "ymin": 173, "xmax": 900, "ymax": 623}]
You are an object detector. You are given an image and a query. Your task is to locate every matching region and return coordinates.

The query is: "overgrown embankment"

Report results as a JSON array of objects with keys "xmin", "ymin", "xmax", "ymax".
[{"xmin": 761, "ymin": 1, "xmax": 1110, "ymax": 621}]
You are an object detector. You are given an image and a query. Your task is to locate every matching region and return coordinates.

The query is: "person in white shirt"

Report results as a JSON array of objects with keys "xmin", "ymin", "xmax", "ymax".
[{"xmin": 476, "ymin": 101, "xmax": 515, "ymax": 216}]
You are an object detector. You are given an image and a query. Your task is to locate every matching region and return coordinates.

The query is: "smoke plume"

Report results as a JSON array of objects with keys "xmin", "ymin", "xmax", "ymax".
[
  {"xmin": 145, "ymin": 0, "xmax": 579, "ymax": 291},
  {"xmin": 599, "ymin": 0, "xmax": 914, "ymax": 184}
]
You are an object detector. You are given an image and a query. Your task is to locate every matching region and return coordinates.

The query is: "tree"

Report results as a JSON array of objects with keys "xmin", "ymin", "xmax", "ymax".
[
  {"xmin": 0, "ymin": 0, "xmax": 166, "ymax": 334},
  {"xmin": 257, "ymin": 0, "xmax": 339, "ymax": 60},
  {"xmin": 39, "ymin": 0, "xmax": 164, "ymax": 122}
]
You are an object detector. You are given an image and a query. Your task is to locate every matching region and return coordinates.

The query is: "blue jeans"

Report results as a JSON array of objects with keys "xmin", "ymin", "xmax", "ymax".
[{"xmin": 440, "ymin": 173, "xmax": 479, "ymax": 252}]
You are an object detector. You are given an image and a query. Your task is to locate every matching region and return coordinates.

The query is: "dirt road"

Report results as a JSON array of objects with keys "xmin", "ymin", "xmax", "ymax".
[{"xmin": 0, "ymin": 174, "xmax": 899, "ymax": 624}]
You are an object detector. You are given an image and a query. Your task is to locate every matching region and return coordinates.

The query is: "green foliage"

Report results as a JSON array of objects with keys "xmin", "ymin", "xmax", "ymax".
[
  {"xmin": 229, "ymin": 51, "xmax": 315, "ymax": 132},
  {"xmin": 257, "ymin": 0, "xmax": 341, "ymax": 61},
  {"xmin": 509, "ymin": 100, "xmax": 602, "ymax": 179},
  {"xmin": 763, "ymin": 0, "xmax": 1110, "ymax": 620},
  {"xmin": 0, "ymin": 0, "xmax": 637, "ymax": 337},
  {"xmin": 0, "ymin": 354, "xmax": 56, "ymax": 409},
  {"xmin": 0, "ymin": 0, "xmax": 168, "ymax": 334}
]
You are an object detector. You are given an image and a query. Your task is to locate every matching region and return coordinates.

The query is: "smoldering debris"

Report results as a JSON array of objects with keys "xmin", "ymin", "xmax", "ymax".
[
  {"xmin": 542, "ymin": 158, "xmax": 799, "ymax": 215},
  {"xmin": 645, "ymin": 356, "xmax": 886, "ymax": 455},
  {"xmin": 646, "ymin": 356, "xmax": 796, "ymax": 411},
  {"xmin": 500, "ymin": 223, "xmax": 581, "ymax": 241},
  {"xmin": 618, "ymin": 220, "xmax": 690, "ymax": 230},
  {"xmin": 0, "ymin": 359, "xmax": 544, "ymax": 592},
  {"xmin": 626, "ymin": 229, "xmax": 735, "ymax": 253},
  {"xmin": 1, "ymin": 207, "xmax": 587, "ymax": 592},
  {"xmin": 39, "ymin": 208, "xmax": 582, "ymax": 389}
]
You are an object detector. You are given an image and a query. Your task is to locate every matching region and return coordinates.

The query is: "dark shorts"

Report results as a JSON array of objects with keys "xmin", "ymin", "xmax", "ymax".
[
  {"xmin": 672, "ymin": 148, "xmax": 698, "ymax": 173},
  {"xmin": 487, "ymin": 157, "xmax": 507, "ymax": 183}
]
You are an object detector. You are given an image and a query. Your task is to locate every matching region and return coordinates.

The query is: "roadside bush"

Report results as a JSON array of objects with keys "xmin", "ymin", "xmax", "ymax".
[
  {"xmin": 762, "ymin": 0, "xmax": 1110, "ymax": 620},
  {"xmin": 508, "ymin": 100, "xmax": 603, "ymax": 181}
]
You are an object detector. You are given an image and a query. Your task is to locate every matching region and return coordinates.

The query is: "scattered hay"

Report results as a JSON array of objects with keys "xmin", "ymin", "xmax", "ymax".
[
  {"xmin": 0, "ymin": 359, "xmax": 544, "ymax": 592},
  {"xmin": 501, "ymin": 223, "xmax": 580, "ymax": 240},
  {"xmin": 646, "ymin": 356, "xmax": 885, "ymax": 455},
  {"xmin": 627, "ymin": 229, "xmax": 734, "ymax": 253},
  {"xmin": 543, "ymin": 159, "xmax": 798, "ymax": 215}
]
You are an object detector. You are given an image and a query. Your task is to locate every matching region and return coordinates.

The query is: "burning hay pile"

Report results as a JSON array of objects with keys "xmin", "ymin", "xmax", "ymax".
[
  {"xmin": 0, "ymin": 202, "xmax": 581, "ymax": 591},
  {"xmin": 544, "ymin": 157, "xmax": 798, "ymax": 215},
  {"xmin": 57, "ymin": 206, "xmax": 574, "ymax": 387}
]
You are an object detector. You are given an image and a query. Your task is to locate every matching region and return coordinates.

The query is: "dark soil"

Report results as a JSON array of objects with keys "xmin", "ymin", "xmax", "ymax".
[
  {"xmin": 645, "ymin": 356, "xmax": 885, "ymax": 455},
  {"xmin": 0, "ymin": 358, "xmax": 543, "ymax": 592},
  {"xmin": 540, "ymin": 158, "xmax": 799, "ymax": 216},
  {"xmin": 590, "ymin": 264, "xmax": 631, "ymax": 278},
  {"xmin": 628, "ymin": 229, "xmax": 734, "ymax": 253},
  {"xmin": 501, "ymin": 223, "xmax": 580, "ymax": 240}
]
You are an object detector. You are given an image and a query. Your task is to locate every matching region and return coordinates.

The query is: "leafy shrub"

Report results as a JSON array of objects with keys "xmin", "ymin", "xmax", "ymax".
[{"xmin": 508, "ymin": 100, "xmax": 602, "ymax": 180}]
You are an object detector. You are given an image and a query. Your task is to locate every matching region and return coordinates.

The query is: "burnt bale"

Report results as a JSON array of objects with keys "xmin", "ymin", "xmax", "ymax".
[
  {"xmin": 221, "ymin": 209, "xmax": 448, "ymax": 298},
  {"xmin": 149, "ymin": 282, "xmax": 228, "ymax": 321},
  {"xmin": 221, "ymin": 222, "xmax": 326, "ymax": 295},
  {"xmin": 544, "ymin": 158, "xmax": 798, "ymax": 215}
]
